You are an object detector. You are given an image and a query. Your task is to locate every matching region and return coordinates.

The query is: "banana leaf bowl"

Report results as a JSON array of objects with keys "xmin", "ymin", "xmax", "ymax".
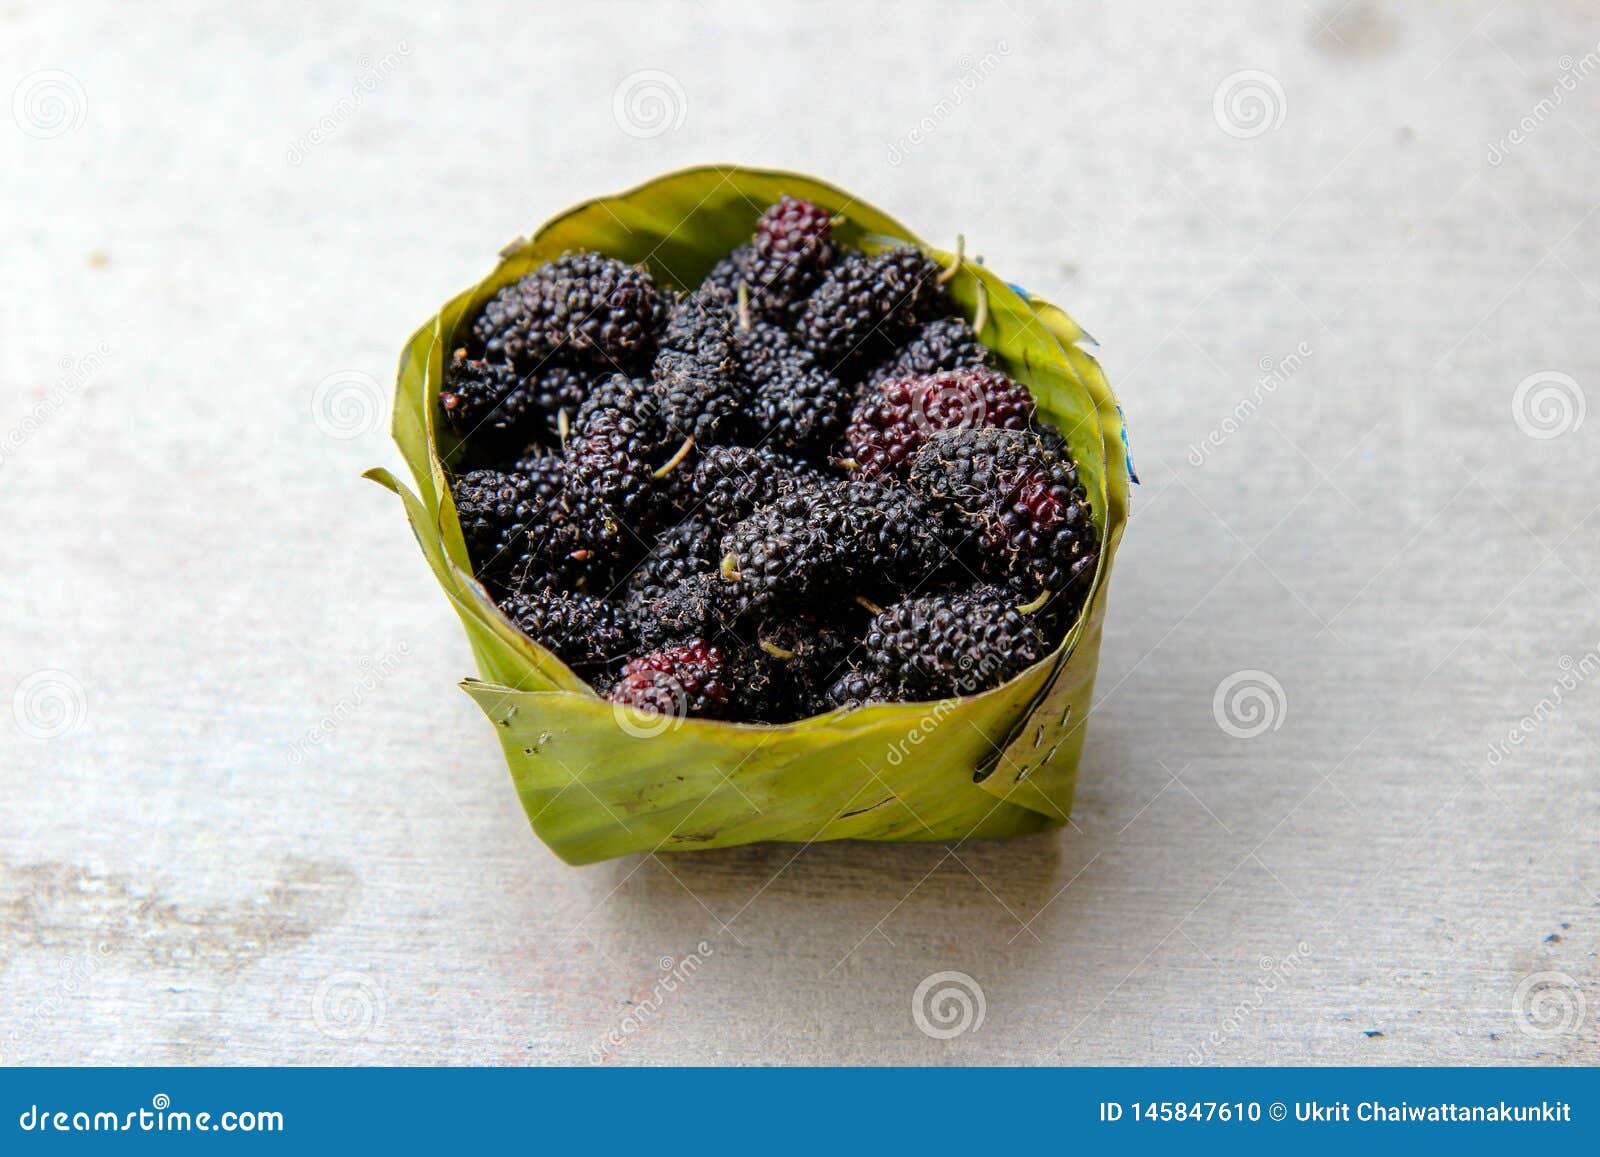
[{"xmin": 368, "ymin": 165, "xmax": 1132, "ymax": 866}]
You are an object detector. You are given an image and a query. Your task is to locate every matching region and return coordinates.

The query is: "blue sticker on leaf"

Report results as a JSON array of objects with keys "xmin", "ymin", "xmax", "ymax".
[{"xmin": 1116, "ymin": 405, "xmax": 1139, "ymax": 485}]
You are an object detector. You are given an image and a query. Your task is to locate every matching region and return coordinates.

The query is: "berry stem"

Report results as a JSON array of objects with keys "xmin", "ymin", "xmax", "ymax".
[
  {"xmin": 972, "ymin": 278, "xmax": 990, "ymax": 336},
  {"xmin": 736, "ymin": 282, "xmax": 752, "ymax": 331},
  {"xmin": 1016, "ymin": 588, "xmax": 1053, "ymax": 615},
  {"xmin": 651, "ymin": 436, "xmax": 695, "ymax": 479},
  {"xmin": 719, "ymin": 553, "xmax": 743, "ymax": 582},
  {"xmin": 854, "ymin": 595, "xmax": 884, "ymax": 615},
  {"xmin": 936, "ymin": 234, "xmax": 966, "ymax": 286},
  {"xmin": 758, "ymin": 639, "xmax": 797, "ymax": 660}
]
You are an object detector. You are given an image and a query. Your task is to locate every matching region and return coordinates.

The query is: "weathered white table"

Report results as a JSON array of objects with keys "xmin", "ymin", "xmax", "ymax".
[{"xmin": 2, "ymin": 0, "xmax": 1595, "ymax": 1064}]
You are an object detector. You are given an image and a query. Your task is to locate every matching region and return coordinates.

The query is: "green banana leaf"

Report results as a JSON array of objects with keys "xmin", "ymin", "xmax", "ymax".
[{"xmin": 368, "ymin": 165, "xmax": 1131, "ymax": 865}]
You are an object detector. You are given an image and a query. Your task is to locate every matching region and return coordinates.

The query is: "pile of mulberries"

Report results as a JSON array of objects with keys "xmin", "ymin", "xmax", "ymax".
[{"xmin": 441, "ymin": 196, "xmax": 1098, "ymax": 722}]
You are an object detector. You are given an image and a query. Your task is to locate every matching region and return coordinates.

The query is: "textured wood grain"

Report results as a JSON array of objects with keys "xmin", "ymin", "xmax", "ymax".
[{"xmin": 1, "ymin": 0, "xmax": 1596, "ymax": 1066}]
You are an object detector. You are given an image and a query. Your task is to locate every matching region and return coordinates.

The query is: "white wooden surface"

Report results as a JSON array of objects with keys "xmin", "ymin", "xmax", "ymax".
[{"xmin": 2, "ymin": 0, "xmax": 1597, "ymax": 1065}]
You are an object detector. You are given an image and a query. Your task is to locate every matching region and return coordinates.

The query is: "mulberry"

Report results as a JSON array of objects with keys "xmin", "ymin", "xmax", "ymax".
[
  {"xmin": 449, "ymin": 460, "xmax": 622, "ymax": 594},
  {"xmin": 718, "ymin": 480, "xmax": 966, "ymax": 616},
  {"xmin": 750, "ymin": 612, "xmax": 863, "ymax": 720},
  {"xmin": 668, "ymin": 444, "xmax": 826, "ymax": 528},
  {"xmin": 624, "ymin": 573, "xmax": 731, "ymax": 651},
  {"xmin": 734, "ymin": 318, "xmax": 850, "ymax": 454},
  {"xmin": 561, "ymin": 375, "xmax": 675, "ymax": 554},
  {"xmin": 842, "ymin": 367, "xmax": 1035, "ymax": 480},
  {"xmin": 471, "ymin": 251, "xmax": 666, "ymax": 371},
  {"xmin": 438, "ymin": 351, "xmax": 533, "ymax": 443},
  {"xmin": 606, "ymin": 639, "xmax": 736, "ymax": 719},
  {"xmin": 650, "ymin": 293, "xmax": 745, "ymax": 445},
  {"xmin": 496, "ymin": 589, "xmax": 632, "ymax": 672},
  {"xmin": 439, "ymin": 351, "xmax": 592, "ymax": 452},
  {"xmin": 801, "ymin": 480, "xmax": 970, "ymax": 595},
  {"xmin": 864, "ymin": 318, "xmax": 991, "ymax": 391},
  {"xmin": 756, "ymin": 195, "xmax": 837, "ymax": 262},
  {"xmin": 718, "ymin": 497, "xmax": 843, "ymax": 617},
  {"xmin": 908, "ymin": 427, "xmax": 1099, "ymax": 604},
  {"xmin": 825, "ymin": 668, "xmax": 892, "ymax": 709},
  {"xmin": 797, "ymin": 247, "xmax": 951, "ymax": 368},
  {"xmin": 623, "ymin": 519, "xmax": 720, "ymax": 605},
  {"xmin": 436, "ymin": 215, "xmax": 1107, "ymax": 721},
  {"xmin": 700, "ymin": 197, "xmax": 839, "ymax": 323},
  {"xmin": 862, "ymin": 584, "xmax": 1054, "ymax": 700}
]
